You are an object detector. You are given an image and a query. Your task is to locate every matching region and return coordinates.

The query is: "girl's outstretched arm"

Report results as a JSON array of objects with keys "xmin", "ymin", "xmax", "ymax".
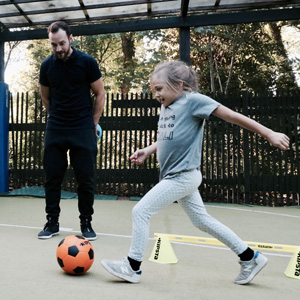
[
  {"xmin": 212, "ymin": 105, "xmax": 290, "ymax": 150},
  {"xmin": 130, "ymin": 142, "xmax": 158, "ymax": 165}
]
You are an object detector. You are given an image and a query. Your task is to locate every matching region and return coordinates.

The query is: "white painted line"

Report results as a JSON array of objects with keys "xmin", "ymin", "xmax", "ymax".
[
  {"xmin": 0, "ymin": 224, "xmax": 74, "ymax": 231},
  {"xmin": 0, "ymin": 223, "xmax": 293, "ymax": 258},
  {"xmin": 208, "ymin": 205, "xmax": 300, "ymax": 219}
]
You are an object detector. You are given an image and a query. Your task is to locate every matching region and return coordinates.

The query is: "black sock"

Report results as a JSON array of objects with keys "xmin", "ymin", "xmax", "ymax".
[
  {"xmin": 238, "ymin": 247, "xmax": 254, "ymax": 261},
  {"xmin": 128, "ymin": 256, "xmax": 142, "ymax": 271}
]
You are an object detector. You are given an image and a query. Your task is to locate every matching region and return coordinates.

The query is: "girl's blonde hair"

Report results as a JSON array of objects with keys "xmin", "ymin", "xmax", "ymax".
[{"xmin": 150, "ymin": 60, "xmax": 198, "ymax": 92}]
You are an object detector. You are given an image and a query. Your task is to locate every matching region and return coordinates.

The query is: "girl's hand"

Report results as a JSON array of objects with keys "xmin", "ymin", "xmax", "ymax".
[
  {"xmin": 267, "ymin": 132, "xmax": 290, "ymax": 150},
  {"xmin": 130, "ymin": 149, "xmax": 148, "ymax": 164}
]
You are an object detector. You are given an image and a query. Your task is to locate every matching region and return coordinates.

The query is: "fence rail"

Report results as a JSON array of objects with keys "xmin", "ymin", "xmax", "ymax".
[{"xmin": 8, "ymin": 91, "xmax": 300, "ymax": 206}]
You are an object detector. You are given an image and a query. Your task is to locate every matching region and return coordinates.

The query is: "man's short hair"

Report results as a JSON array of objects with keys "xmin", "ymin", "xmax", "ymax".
[{"xmin": 48, "ymin": 21, "xmax": 71, "ymax": 38}]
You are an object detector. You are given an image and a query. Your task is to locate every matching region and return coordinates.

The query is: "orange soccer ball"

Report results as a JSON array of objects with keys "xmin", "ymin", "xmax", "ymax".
[{"xmin": 56, "ymin": 235, "xmax": 94, "ymax": 275}]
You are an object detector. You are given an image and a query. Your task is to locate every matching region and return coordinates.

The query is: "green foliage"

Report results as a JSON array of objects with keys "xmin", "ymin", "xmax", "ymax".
[
  {"xmin": 71, "ymin": 32, "xmax": 164, "ymax": 93},
  {"xmin": 189, "ymin": 23, "xmax": 299, "ymax": 96},
  {"xmin": 5, "ymin": 22, "xmax": 300, "ymax": 97}
]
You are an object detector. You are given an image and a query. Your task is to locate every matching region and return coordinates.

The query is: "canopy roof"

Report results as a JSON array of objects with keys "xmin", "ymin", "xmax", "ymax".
[
  {"xmin": 0, "ymin": 1, "xmax": 300, "ymax": 81},
  {"xmin": 1, "ymin": 0, "xmax": 300, "ymax": 31}
]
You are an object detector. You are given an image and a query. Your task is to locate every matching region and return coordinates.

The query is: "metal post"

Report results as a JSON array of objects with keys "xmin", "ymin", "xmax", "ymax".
[
  {"xmin": 179, "ymin": 27, "xmax": 190, "ymax": 66},
  {"xmin": 242, "ymin": 91, "xmax": 250, "ymax": 204},
  {"xmin": 0, "ymin": 82, "xmax": 9, "ymax": 193},
  {"xmin": 0, "ymin": 41, "xmax": 4, "ymax": 82}
]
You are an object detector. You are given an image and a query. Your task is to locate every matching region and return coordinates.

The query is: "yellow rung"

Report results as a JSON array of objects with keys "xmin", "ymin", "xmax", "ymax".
[{"xmin": 154, "ymin": 233, "xmax": 299, "ymax": 253}]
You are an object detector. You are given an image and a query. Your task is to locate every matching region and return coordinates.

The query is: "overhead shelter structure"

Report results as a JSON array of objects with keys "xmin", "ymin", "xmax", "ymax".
[
  {"xmin": 0, "ymin": 0, "xmax": 300, "ymax": 79},
  {"xmin": 0, "ymin": 0, "xmax": 300, "ymax": 193}
]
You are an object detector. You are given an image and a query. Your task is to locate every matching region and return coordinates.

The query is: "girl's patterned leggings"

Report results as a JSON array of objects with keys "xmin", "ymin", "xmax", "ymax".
[{"xmin": 128, "ymin": 168, "xmax": 248, "ymax": 261}]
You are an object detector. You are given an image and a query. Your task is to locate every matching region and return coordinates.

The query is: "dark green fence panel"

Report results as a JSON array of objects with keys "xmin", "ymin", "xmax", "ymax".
[
  {"xmin": 8, "ymin": 91, "xmax": 300, "ymax": 206},
  {"xmin": 200, "ymin": 93, "xmax": 300, "ymax": 206}
]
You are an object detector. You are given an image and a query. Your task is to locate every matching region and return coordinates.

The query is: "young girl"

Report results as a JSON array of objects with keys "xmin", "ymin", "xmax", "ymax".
[{"xmin": 101, "ymin": 61, "xmax": 290, "ymax": 284}]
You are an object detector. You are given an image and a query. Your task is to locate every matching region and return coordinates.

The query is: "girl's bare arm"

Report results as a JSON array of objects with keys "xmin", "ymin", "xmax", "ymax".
[{"xmin": 212, "ymin": 105, "xmax": 290, "ymax": 150}]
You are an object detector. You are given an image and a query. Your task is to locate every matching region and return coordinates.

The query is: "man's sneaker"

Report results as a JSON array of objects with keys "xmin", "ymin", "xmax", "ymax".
[
  {"xmin": 101, "ymin": 257, "xmax": 142, "ymax": 283},
  {"xmin": 38, "ymin": 217, "xmax": 59, "ymax": 239},
  {"xmin": 80, "ymin": 219, "xmax": 97, "ymax": 241},
  {"xmin": 234, "ymin": 251, "xmax": 268, "ymax": 284}
]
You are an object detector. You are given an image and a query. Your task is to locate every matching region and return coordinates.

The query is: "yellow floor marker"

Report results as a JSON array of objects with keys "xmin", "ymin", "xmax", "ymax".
[
  {"xmin": 284, "ymin": 247, "xmax": 300, "ymax": 280},
  {"xmin": 152, "ymin": 233, "xmax": 300, "ymax": 280},
  {"xmin": 149, "ymin": 234, "xmax": 178, "ymax": 264}
]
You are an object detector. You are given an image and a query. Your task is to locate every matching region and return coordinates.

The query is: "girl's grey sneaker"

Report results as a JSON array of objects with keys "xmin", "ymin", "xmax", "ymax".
[
  {"xmin": 101, "ymin": 257, "xmax": 142, "ymax": 283},
  {"xmin": 234, "ymin": 251, "xmax": 268, "ymax": 284}
]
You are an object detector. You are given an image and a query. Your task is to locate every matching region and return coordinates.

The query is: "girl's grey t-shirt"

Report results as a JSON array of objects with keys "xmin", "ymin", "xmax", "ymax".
[{"xmin": 157, "ymin": 92, "xmax": 220, "ymax": 180}]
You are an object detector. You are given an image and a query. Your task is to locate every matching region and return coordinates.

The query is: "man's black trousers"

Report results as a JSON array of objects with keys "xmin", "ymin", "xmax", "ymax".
[{"xmin": 43, "ymin": 128, "xmax": 98, "ymax": 221}]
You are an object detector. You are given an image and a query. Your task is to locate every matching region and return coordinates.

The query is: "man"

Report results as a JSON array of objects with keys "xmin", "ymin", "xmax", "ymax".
[{"xmin": 38, "ymin": 21, "xmax": 105, "ymax": 240}]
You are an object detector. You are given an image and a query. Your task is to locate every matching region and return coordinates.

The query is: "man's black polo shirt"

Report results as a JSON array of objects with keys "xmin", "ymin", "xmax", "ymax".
[{"xmin": 39, "ymin": 47, "xmax": 102, "ymax": 129}]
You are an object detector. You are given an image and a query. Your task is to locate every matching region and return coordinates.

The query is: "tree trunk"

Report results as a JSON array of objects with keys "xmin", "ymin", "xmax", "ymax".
[
  {"xmin": 224, "ymin": 24, "xmax": 240, "ymax": 97},
  {"xmin": 120, "ymin": 32, "xmax": 135, "ymax": 95},
  {"xmin": 208, "ymin": 33, "xmax": 215, "ymax": 97},
  {"xmin": 267, "ymin": 22, "xmax": 297, "ymax": 86}
]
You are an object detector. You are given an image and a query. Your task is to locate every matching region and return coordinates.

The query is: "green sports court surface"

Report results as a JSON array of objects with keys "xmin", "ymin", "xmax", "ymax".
[{"xmin": 0, "ymin": 196, "xmax": 299, "ymax": 300}]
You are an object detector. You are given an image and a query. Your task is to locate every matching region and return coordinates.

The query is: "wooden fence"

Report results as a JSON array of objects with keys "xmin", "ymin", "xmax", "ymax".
[{"xmin": 8, "ymin": 91, "xmax": 300, "ymax": 206}]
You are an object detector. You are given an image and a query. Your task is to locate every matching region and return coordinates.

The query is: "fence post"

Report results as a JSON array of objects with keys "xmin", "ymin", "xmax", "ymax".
[
  {"xmin": 242, "ymin": 91, "xmax": 250, "ymax": 204},
  {"xmin": 0, "ymin": 82, "xmax": 9, "ymax": 193}
]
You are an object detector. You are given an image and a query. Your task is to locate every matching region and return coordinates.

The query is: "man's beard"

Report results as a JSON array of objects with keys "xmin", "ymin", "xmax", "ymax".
[{"xmin": 55, "ymin": 46, "xmax": 71, "ymax": 62}]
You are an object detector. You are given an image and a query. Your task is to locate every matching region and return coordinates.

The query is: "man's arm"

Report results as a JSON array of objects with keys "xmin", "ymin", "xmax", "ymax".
[
  {"xmin": 40, "ymin": 84, "xmax": 50, "ymax": 111},
  {"xmin": 91, "ymin": 78, "xmax": 106, "ymax": 127}
]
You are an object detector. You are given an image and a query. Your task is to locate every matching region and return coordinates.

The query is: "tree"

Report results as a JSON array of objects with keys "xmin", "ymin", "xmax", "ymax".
[
  {"xmin": 266, "ymin": 22, "xmax": 299, "ymax": 94},
  {"xmin": 5, "ymin": 22, "xmax": 300, "ymax": 96},
  {"xmin": 119, "ymin": 32, "xmax": 136, "ymax": 94},
  {"xmin": 155, "ymin": 23, "xmax": 299, "ymax": 96},
  {"xmin": 4, "ymin": 41, "xmax": 22, "ymax": 72}
]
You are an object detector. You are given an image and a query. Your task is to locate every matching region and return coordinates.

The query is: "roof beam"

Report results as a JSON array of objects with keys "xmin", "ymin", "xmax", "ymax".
[
  {"xmin": 9, "ymin": 0, "xmax": 33, "ymax": 25},
  {"xmin": 0, "ymin": 0, "xmax": 39, "ymax": 4},
  {"xmin": 191, "ymin": 0, "xmax": 300, "ymax": 12},
  {"xmin": 215, "ymin": 0, "xmax": 221, "ymax": 7},
  {"xmin": 181, "ymin": 0, "xmax": 189, "ymax": 17},
  {"xmin": 1, "ymin": 7, "xmax": 300, "ymax": 42},
  {"xmin": 1, "ymin": 1, "xmax": 299, "ymax": 27},
  {"xmin": 0, "ymin": 0, "xmax": 176, "ymax": 19},
  {"xmin": 78, "ymin": 0, "xmax": 90, "ymax": 21}
]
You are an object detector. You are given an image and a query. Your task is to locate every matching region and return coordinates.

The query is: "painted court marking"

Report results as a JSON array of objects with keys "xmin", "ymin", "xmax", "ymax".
[
  {"xmin": 208, "ymin": 205, "xmax": 300, "ymax": 219},
  {"xmin": 0, "ymin": 222, "xmax": 293, "ymax": 258},
  {"xmin": 0, "ymin": 199, "xmax": 297, "ymax": 259}
]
